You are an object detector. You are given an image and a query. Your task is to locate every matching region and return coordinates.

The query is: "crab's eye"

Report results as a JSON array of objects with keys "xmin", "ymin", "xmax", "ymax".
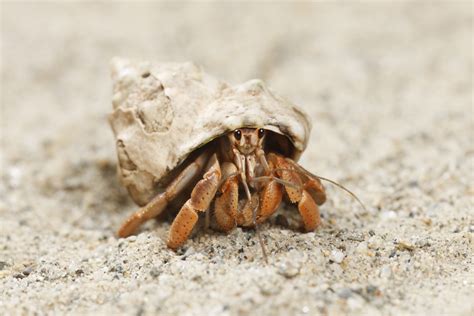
[
  {"xmin": 258, "ymin": 128, "xmax": 265, "ymax": 139},
  {"xmin": 234, "ymin": 129, "xmax": 242, "ymax": 140}
]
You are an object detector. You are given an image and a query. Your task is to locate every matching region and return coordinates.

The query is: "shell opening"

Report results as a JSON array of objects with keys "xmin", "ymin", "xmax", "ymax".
[{"xmin": 263, "ymin": 130, "xmax": 298, "ymax": 159}]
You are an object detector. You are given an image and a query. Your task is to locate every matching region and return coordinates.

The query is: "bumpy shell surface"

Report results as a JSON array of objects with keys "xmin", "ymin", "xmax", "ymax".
[{"xmin": 109, "ymin": 58, "xmax": 311, "ymax": 205}]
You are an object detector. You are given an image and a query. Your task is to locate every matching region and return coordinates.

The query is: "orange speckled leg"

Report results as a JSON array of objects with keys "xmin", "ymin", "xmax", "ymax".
[
  {"xmin": 214, "ymin": 162, "xmax": 239, "ymax": 232},
  {"xmin": 284, "ymin": 158, "xmax": 326, "ymax": 205},
  {"xmin": 221, "ymin": 182, "xmax": 282, "ymax": 228},
  {"xmin": 304, "ymin": 178, "xmax": 326, "ymax": 206},
  {"xmin": 255, "ymin": 178, "xmax": 283, "ymax": 224},
  {"xmin": 268, "ymin": 153, "xmax": 323, "ymax": 231},
  {"xmin": 269, "ymin": 153, "xmax": 303, "ymax": 203},
  {"xmin": 167, "ymin": 154, "xmax": 221, "ymax": 250},
  {"xmin": 117, "ymin": 152, "xmax": 209, "ymax": 238},
  {"xmin": 238, "ymin": 159, "xmax": 283, "ymax": 227},
  {"xmin": 298, "ymin": 190, "xmax": 321, "ymax": 231},
  {"xmin": 236, "ymin": 193, "xmax": 260, "ymax": 227}
]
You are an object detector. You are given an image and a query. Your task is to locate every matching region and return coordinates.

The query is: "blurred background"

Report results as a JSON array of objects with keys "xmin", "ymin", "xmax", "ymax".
[
  {"xmin": 3, "ymin": 2, "xmax": 471, "ymax": 168},
  {"xmin": 1, "ymin": 2, "xmax": 472, "ymax": 315}
]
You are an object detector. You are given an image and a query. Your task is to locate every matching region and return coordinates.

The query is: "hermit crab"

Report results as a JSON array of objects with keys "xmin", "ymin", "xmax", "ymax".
[{"xmin": 109, "ymin": 58, "xmax": 362, "ymax": 253}]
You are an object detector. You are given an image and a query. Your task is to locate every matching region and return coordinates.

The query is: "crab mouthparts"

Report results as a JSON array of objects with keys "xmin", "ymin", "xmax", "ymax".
[{"xmin": 239, "ymin": 145, "xmax": 255, "ymax": 155}]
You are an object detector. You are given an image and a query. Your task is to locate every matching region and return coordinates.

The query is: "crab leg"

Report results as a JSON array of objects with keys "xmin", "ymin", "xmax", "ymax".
[
  {"xmin": 235, "ymin": 180, "xmax": 283, "ymax": 226},
  {"xmin": 269, "ymin": 154, "xmax": 303, "ymax": 202},
  {"xmin": 236, "ymin": 193, "xmax": 260, "ymax": 227},
  {"xmin": 249, "ymin": 158, "xmax": 283, "ymax": 224},
  {"xmin": 268, "ymin": 153, "xmax": 322, "ymax": 231},
  {"xmin": 117, "ymin": 151, "xmax": 210, "ymax": 238},
  {"xmin": 238, "ymin": 179, "xmax": 283, "ymax": 225},
  {"xmin": 298, "ymin": 190, "xmax": 320, "ymax": 231},
  {"xmin": 257, "ymin": 177, "xmax": 283, "ymax": 223},
  {"xmin": 214, "ymin": 160, "xmax": 282, "ymax": 265},
  {"xmin": 167, "ymin": 154, "xmax": 221, "ymax": 250},
  {"xmin": 214, "ymin": 162, "xmax": 239, "ymax": 232},
  {"xmin": 284, "ymin": 158, "xmax": 326, "ymax": 205}
]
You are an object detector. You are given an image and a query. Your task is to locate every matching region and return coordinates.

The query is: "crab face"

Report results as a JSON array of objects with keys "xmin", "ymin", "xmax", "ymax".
[{"xmin": 229, "ymin": 128, "xmax": 265, "ymax": 155}]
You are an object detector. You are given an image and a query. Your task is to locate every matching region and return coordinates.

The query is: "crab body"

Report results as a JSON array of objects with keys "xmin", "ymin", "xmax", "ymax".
[{"xmin": 110, "ymin": 58, "xmax": 326, "ymax": 249}]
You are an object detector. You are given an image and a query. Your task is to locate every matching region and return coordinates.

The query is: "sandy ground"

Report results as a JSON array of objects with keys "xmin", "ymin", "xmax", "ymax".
[{"xmin": 1, "ymin": 2, "xmax": 473, "ymax": 315}]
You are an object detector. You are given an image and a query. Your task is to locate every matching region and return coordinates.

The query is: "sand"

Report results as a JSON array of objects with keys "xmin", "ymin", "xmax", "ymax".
[{"xmin": 1, "ymin": 2, "xmax": 473, "ymax": 315}]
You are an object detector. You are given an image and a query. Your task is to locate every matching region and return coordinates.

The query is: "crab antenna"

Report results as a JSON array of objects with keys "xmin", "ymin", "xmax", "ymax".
[
  {"xmin": 310, "ymin": 175, "xmax": 367, "ymax": 212},
  {"xmin": 273, "ymin": 168, "xmax": 368, "ymax": 213},
  {"xmin": 251, "ymin": 198, "xmax": 269, "ymax": 264},
  {"xmin": 256, "ymin": 229, "xmax": 269, "ymax": 264}
]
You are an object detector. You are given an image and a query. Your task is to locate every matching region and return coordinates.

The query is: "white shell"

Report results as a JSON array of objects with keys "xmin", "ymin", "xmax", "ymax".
[{"xmin": 109, "ymin": 58, "xmax": 312, "ymax": 205}]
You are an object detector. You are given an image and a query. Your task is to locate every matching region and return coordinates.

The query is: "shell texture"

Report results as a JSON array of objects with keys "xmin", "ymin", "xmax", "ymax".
[{"xmin": 109, "ymin": 58, "xmax": 312, "ymax": 205}]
